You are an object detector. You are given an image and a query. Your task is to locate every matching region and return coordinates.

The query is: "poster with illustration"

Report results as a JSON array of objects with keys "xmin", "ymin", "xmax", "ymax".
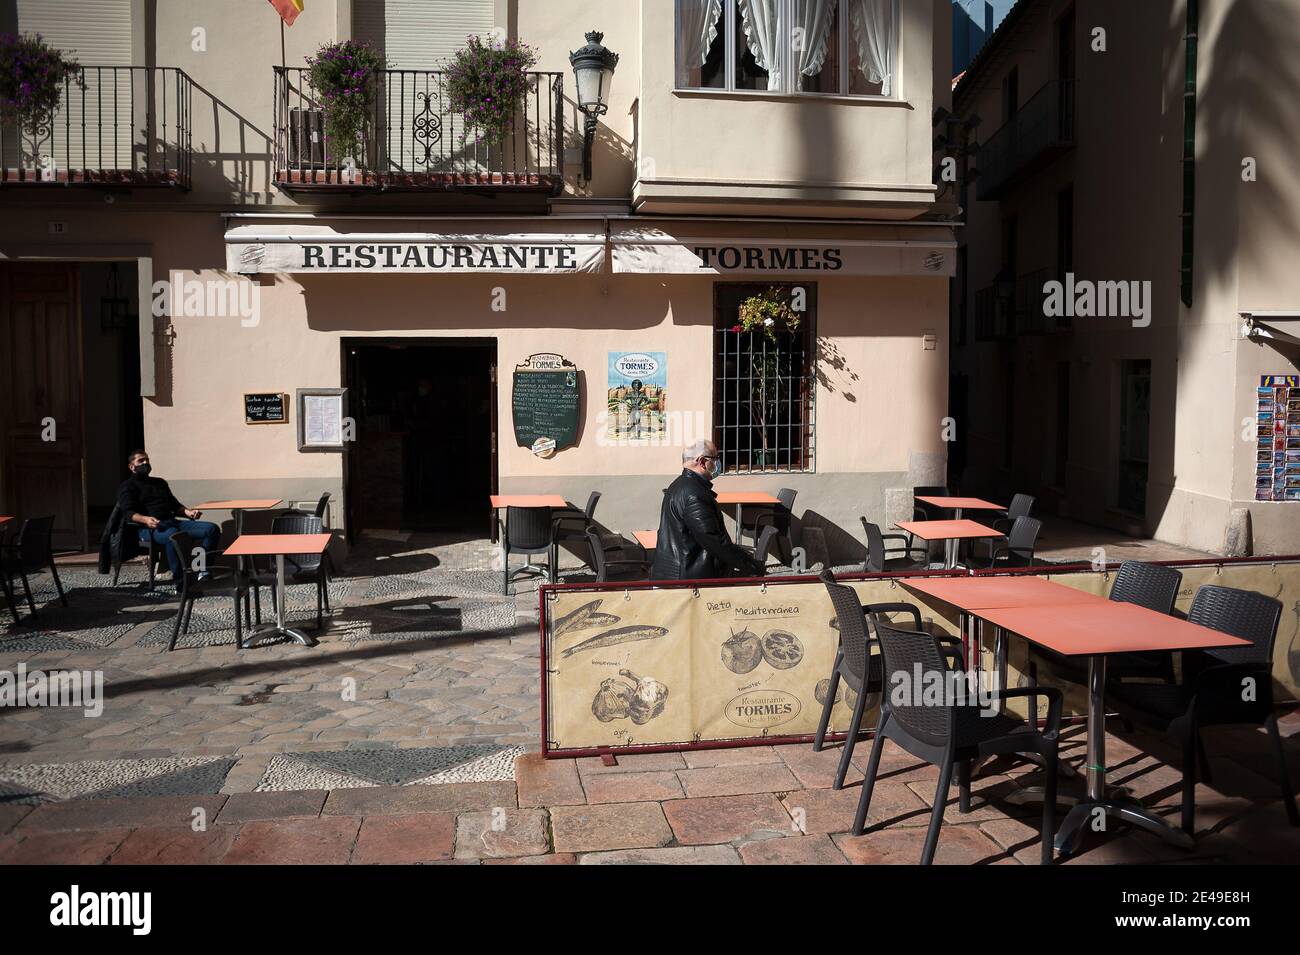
[
  {"xmin": 1257, "ymin": 375, "xmax": 1300, "ymax": 501},
  {"xmin": 607, "ymin": 352, "xmax": 667, "ymax": 440}
]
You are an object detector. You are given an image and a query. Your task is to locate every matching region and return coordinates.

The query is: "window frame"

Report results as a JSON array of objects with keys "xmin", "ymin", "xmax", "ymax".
[
  {"xmin": 674, "ymin": 0, "xmax": 902, "ymax": 101},
  {"xmin": 712, "ymin": 281, "xmax": 818, "ymax": 475}
]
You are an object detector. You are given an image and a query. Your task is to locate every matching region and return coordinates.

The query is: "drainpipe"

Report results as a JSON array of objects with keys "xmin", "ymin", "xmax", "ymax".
[{"xmin": 1179, "ymin": 0, "xmax": 1198, "ymax": 307}]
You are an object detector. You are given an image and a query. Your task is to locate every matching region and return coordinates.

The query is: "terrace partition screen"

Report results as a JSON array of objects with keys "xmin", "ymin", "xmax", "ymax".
[{"xmin": 713, "ymin": 283, "xmax": 816, "ymax": 474}]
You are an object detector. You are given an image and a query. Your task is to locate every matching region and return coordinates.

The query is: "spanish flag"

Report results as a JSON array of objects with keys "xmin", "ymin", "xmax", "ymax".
[{"xmin": 268, "ymin": 0, "xmax": 304, "ymax": 26}]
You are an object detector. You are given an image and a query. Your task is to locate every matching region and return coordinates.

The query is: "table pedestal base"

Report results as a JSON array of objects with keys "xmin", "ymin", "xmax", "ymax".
[
  {"xmin": 248, "ymin": 624, "xmax": 317, "ymax": 647},
  {"xmin": 1054, "ymin": 798, "xmax": 1194, "ymax": 855}
]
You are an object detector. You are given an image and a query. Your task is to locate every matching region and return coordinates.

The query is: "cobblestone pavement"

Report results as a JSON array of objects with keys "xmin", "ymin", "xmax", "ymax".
[{"xmin": 2, "ymin": 722, "xmax": 1297, "ymax": 864}]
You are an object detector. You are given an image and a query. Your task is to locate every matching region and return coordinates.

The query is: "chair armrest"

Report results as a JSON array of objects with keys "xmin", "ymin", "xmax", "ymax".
[
  {"xmin": 996, "ymin": 686, "xmax": 1063, "ymax": 736},
  {"xmin": 864, "ymin": 602, "xmax": 923, "ymax": 631},
  {"xmin": 1189, "ymin": 661, "xmax": 1272, "ymax": 711}
]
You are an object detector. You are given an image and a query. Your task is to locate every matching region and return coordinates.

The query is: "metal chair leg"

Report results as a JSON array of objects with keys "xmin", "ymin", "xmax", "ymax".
[
  {"xmin": 166, "ymin": 600, "xmax": 185, "ymax": 652},
  {"xmin": 19, "ymin": 572, "xmax": 36, "ymax": 616},
  {"xmin": 922, "ymin": 758, "xmax": 955, "ymax": 865},
  {"xmin": 182, "ymin": 596, "xmax": 195, "ymax": 635},
  {"xmin": 1266, "ymin": 713, "xmax": 1300, "ymax": 826}
]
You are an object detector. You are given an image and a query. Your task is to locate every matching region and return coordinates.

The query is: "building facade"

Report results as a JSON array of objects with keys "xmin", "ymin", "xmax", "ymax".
[
  {"xmin": 949, "ymin": 0, "xmax": 1300, "ymax": 555},
  {"xmin": 1, "ymin": 0, "xmax": 954, "ymax": 555}
]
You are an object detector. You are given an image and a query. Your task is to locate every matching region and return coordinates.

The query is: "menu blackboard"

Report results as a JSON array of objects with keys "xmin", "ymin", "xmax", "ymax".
[
  {"xmin": 244, "ymin": 392, "xmax": 288, "ymax": 424},
  {"xmin": 512, "ymin": 354, "xmax": 579, "ymax": 457}
]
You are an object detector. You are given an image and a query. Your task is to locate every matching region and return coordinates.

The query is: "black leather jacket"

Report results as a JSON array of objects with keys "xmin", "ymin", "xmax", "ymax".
[{"xmin": 650, "ymin": 469, "xmax": 763, "ymax": 581}]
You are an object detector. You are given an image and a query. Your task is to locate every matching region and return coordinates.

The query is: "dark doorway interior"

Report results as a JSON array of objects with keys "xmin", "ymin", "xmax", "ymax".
[{"xmin": 345, "ymin": 339, "xmax": 496, "ymax": 536}]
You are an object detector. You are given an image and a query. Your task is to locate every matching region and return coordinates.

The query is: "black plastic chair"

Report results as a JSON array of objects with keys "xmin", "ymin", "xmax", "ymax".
[
  {"xmin": 584, "ymin": 528, "xmax": 650, "ymax": 582},
  {"xmin": 859, "ymin": 519, "xmax": 927, "ymax": 573},
  {"xmin": 973, "ymin": 493, "xmax": 1036, "ymax": 562},
  {"xmin": 165, "ymin": 530, "xmax": 251, "ymax": 651},
  {"xmin": 854, "ymin": 610, "xmax": 1063, "ymax": 864},
  {"xmin": 1110, "ymin": 585, "xmax": 1299, "ymax": 834},
  {"xmin": 0, "ymin": 516, "xmax": 66, "ymax": 618},
  {"xmin": 741, "ymin": 525, "xmax": 781, "ymax": 576},
  {"xmin": 274, "ymin": 514, "xmax": 332, "ymax": 629},
  {"xmin": 1033, "ymin": 561, "xmax": 1184, "ymax": 690},
  {"xmin": 984, "ymin": 516, "xmax": 1041, "ymax": 568},
  {"xmin": 553, "ymin": 492, "xmax": 601, "ymax": 573},
  {"xmin": 500, "ymin": 505, "xmax": 555, "ymax": 594},
  {"xmin": 743, "ymin": 487, "xmax": 796, "ymax": 544},
  {"xmin": 110, "ymin": 520, "xmax": 166, "ymax": 592},
  {"xmin": 814, "ymin": 571, "xmax": 900, "ymax": 789}
]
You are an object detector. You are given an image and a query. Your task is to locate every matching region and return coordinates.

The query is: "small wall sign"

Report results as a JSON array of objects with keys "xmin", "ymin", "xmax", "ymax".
[
  {"xmin": 244, "ymin": 392, "xmax": 288, "ymax": 424},
  {"xmin": 297, "ymin": 387, "xmax": 348, "ymax": 452},
  {"xmin": 512, "ymin": 354, "xmax": 580, "ymax": 457}
]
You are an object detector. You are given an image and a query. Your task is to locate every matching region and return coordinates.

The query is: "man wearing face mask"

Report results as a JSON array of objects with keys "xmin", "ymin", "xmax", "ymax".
[
  {"xmin": 116, "ymin": 450, "xmax": 222, "ymax": 587},
  {"xmin": 650, "ymin": 439, "xmax": 765, "ymax": 580}
]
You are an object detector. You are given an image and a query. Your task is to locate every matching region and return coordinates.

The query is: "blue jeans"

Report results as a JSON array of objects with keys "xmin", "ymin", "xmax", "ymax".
[{"xmin": 151, "ymin": 520, "xmax": 221, "ymax": 579}]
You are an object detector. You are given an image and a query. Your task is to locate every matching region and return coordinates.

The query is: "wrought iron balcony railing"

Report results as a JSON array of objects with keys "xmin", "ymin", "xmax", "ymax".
[
  {"xmin": 0, "ymin": 66, "xmax": 193, "ymax": 187},
  {"xmin": 273, "ymin": 67, "xmax": 564, "ymax": 192},
  {"xmin": 976, "ymin": 79, "xmax": 1074, "ymax": 201}
]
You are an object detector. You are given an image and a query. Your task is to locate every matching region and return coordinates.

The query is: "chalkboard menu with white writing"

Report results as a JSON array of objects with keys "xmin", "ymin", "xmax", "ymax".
[
  {"xmin": 244, "ymin": 392, "xmax": 288, "ymax": 424},
  {"xmin": 512, "ymin": 354, "xmax": 579, "ymax": 458}
]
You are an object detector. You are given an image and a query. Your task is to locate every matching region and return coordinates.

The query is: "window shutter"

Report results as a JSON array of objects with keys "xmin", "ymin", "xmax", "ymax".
[
  {"xmin": 16, "ymin": 0, "xmax": 133, "ymax": 64},
  {"xmin": 353, "ymin": 0, "xmax": 496, "ymax": 69}
]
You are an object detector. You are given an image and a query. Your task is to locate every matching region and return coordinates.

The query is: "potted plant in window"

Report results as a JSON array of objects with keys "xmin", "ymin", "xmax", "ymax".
[
  {"xmin": 444, "ymin": 34, "xmax": 539, "ymax": 150},
  {"xmin": 305, "ymin": 39, "xmax": 386, "ymax": 178},
  {"xmin": 732, "ymin": 287, "xmax": 804, "ymax": 468},
  {"xmin": 0, "ymin": 32, "xmax": 82, "ymax": 179}
]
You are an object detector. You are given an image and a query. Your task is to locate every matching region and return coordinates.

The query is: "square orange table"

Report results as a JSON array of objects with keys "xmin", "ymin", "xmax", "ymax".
[
  {"xmin": 489, "ymin": 495, "xmax": 568, "ymax": 509},
  {"xmin": 192, "ymin": 498, "xmax": 283, "ymax": 538},
  {"xmin": 895, "ymin": 518, "xmax": 1003, "ymax": 569},
  {"xmin": 904, "ymin": 574, "xmax": 1108, "ymax": 611},
  {"xmin": 632, "ymin": 530, "xmax": 657, "ymax": 549},
  {"xmin": 914, "ymin": 495, "xmax": 1004, "ymax": 518},
  {"xmin": 973, "ymin": 598, "xmax": 1250, "ymax": 856},
  {"xmin": 225, "ymin": 533, "xmax": 331, "ymax": 647}
]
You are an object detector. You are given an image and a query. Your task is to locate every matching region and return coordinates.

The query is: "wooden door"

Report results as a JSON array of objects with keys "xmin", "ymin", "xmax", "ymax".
[{"xmin": 0, "ymin": 263, "xmax": 86, "ymax": 551}]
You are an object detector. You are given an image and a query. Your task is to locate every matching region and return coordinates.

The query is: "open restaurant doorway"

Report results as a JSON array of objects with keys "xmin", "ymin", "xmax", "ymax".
[{"xmin": 343, "ymin": 339, "xmax": 496, "ymax": 538}]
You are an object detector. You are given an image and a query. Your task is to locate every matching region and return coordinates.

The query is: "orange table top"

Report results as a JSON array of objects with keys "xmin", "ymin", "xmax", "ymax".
[
  {"xmin": 633, "ymin": 530, "xmax": 657, "ymax": 549},
  {"xmin": 490, "ymin": 495, "xmax": 568, "ymax": 508},
  {"xmin": 904, "ymin": 574, "xmax": 1110, "ymax": 611},
  {"xmin": 193, "ymin": 499, "xmax": 283, "ymax": 510},
  {"xmin": 915, "ymin": 495, "xmax": 1004, "ymax": 511},
  {"xmin": 224, "ymin": 533, "xmax": 331, "ymax": 556},
  {"xmin": 896, "ymin": 519, "xmax": 1004, "ymax": 541},
  {"xmin": 975, "ymin": 600, "xmax": 1251, "ymax": 657},
  {"xmin": 0, "ymin": 516, "xmax": 11, "ymax": 525},
  {"xmin": 716, "ymin": 492, "xmax": 782, "ymax": 505}
]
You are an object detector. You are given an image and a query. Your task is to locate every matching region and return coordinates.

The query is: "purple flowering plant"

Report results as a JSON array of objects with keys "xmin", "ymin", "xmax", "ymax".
[
  {"xmin": 444, "ymin": 34, "xmax": 538, "ymax": 146},
  {"xmin": 0, "ymin": 33, "xmax": 82, "ymax": 139},
  {"xmin": 306, "ymin": 39, "xmax": 386, "ymax": 157}
]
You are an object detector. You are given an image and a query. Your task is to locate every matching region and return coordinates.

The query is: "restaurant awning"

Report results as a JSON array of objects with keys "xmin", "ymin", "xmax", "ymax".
[
  {"xmin": 224, "ymin": 221, "xmax": 607, "ymax": 274},
  {"xmin": 609, "ymin": 223, "xmax": 957, "ymax": 277}
]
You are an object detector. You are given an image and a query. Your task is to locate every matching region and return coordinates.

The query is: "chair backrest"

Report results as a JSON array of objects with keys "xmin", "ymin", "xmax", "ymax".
[
  {"xmin": 1187, "ymin": 584, "xmax": 1282, "ymax": 666},
  {"xmin": 1006, "ymin": 516, "xmax": 1042, "ymax": 557},
  {"xmin": 753, "ymin": 525, "xmax": 779, "ymax": 573},
  {"xmin": 1109, "ymin": 560, "xmax": 1181, "ymax": 615},
  {"xmin": 505, "ymin": 506, "xmax": 553, "ymax": 552},
  {"xmin": 913, "ymin": 485, "xmax": 950, "ymax": 521},
  {"xmin": 821, "ymin": 572, "xmax": 871, "ymax": 683},
  {"xmin": 872, "ymin": 615, "xmax": 957, "ymax": 748},
  {"xmin": 1006, "ymin": 493, "xmax": 1035, "ymax": 520},
  {"xmin": 776, "ymin": 488, "xmax": 797, "ymax": 511},
  {"xmin": 16, "ymin": 516, "xmax": 55, "ymax": 570},
  {"xmin": 859, "ymin": 519, "xmax": 886, "ymax": 573},
  {"xmin": 584, "ymin": 528, "xmax": 610, "ymax": 580},
  {"xmin": 582, "ymin": 491, "xmax": 601, "ymax": 520},
  {"xmin": 314, "ymin": 492, "xmax": 331, "ymax": 520},
  {"xmin": 168, "ymin": 529, "xmax": 198, "ymax": 591},
  {"xmin": 272, "ymin": 514, "xmax": 326, "ymax": 570}
]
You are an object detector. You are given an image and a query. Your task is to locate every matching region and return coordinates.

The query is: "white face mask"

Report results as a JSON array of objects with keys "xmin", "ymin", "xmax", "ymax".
[{"xmin": 707, "ymin": 457, "xmax": 722, "ymax": 478}]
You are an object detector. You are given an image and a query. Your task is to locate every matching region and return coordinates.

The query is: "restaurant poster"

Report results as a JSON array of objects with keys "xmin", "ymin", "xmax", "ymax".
[
  {"xmin": 1255, "ymin": 374, "xmax": 1300, "ymax": 501},
  {"xmin": 512, "ymin": 353, "xmax": 580, "ymax": 458},
  {"xmin": 543, "ymin": 577, "xmax": 964, "ymax": 753},
  {"xmin": 607, "ymin": 351, "xmax": 667, "ymax": 441},
  {"xmin": 542, "ymin": 559, "xmax": 1300, "ymax": 754}
]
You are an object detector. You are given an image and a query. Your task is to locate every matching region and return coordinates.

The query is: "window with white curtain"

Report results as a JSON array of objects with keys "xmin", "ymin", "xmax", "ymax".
[{"xmin": 675, "ymin": 0, "xmax": 897, "ymax": 97}]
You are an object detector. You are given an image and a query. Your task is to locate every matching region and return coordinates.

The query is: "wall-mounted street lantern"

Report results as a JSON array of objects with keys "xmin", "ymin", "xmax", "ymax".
[{"xmin": 569, "ymin": 30, "xmax": 618, "ymax": 181}]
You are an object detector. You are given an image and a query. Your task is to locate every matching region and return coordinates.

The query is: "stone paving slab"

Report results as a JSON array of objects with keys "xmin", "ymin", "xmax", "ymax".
[
  {"xmin": 321, "ymin": 780, "xmax": 516, "ymax": 817},
  {"xmin": 550, "ymin": 802, "xmax": 673, "ymax": 854}
]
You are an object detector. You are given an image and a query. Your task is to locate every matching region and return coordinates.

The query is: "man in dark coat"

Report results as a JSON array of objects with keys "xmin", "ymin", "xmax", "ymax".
[
  {"xmin": 115, "ymin": 450, "xmax": 221, "ymax": 586},
  {"xmin": 650, "ymin": 440, "xmax": 764, "ymax": 581}
]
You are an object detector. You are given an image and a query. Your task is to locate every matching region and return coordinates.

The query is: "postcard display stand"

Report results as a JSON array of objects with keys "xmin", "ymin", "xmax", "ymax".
[{"xmin": 1257, "ymin": 375, "xmax": 1300, "ymax": 501}]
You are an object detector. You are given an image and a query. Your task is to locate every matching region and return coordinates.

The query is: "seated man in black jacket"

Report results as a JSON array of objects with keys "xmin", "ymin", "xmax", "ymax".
[
  {"xmin": 650, "ymin": 440, "xmax": 765, "ymax": 581},
  {"xmin": 117, "ymin": 450, "xmax": 221, "ymax": 587}
]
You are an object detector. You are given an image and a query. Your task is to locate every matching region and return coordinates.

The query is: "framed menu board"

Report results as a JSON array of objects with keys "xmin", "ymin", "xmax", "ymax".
[
  {"xmin": 1255, "ymin": 374, "xmax": 1300, "ymax": 501},
  {"xmin": 244, "ymin": 392, "xmax": 288, "ymax": 424},
  {"xmin": 297, "ymin": 387, "xmax": 348, "ymax": 452},
  {"xmin": 512, "ymin": 354, "xmax": 580, "ymax": 458}
]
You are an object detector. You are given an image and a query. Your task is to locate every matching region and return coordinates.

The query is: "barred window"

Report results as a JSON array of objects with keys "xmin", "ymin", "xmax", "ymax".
[{"xmin": 713, "ymin": 283, "xmax": 816, "ymax": 473}]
